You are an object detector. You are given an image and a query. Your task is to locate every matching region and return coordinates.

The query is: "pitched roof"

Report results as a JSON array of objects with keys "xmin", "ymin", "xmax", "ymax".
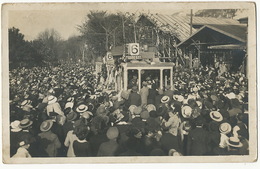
[
  {"xmin": 205, "ymin": 24, "xmax": 247, "ymax": 42},
  {"xmin": 177, "ymin": 24, "xmax": 247, "ymax": 47}
]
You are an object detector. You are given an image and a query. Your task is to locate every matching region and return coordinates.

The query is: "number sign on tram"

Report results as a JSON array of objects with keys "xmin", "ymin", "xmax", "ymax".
[{"xmin": 125, "ymin": 43, "xmax": 141, "ymax": 60}]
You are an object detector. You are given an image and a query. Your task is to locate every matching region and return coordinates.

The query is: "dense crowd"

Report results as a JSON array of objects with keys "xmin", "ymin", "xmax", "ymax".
[{"xmin": 9, "ymin": 63, "xmax": 249, "ymax": 157}]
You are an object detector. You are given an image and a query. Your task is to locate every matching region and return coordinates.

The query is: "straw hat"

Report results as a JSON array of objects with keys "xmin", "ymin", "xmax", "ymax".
[
  {"xmin": 161, "ymin": 96, "xmax": 170, "ymax": 104},
  {"xmin": 10, "ymin": 120, "xmax": 22, "ymax": 132},
  {"xmin": 133, "ymin": 106, "xmax": 142, "ymax": 115},
  {"xmin": 47, "ymin": 95, "xmax": 57, "ymax": 104},
  {"xmin": 40, "ymin": 120, "xmax": 54, "ymax": 132},
  {"xmin": 146, "ymin": 104, "xmax": 156, "ymax": 113},
  {"xmin": 76, "ymin": 104, "xmax": 88, "ymax": 113},
  {"xmin": 81, "ymin": 111, "xmax": 93, "ymax": 119},
  {"xmin": 210, "ymin": 111, "xmax": 223, "ymax": 122},
  {"xmin": 19, "ymin": 119, "xmax": 33, "ymax": 129},
  {"xmin": 219, "ymin": 122, "xmax": 231, "ymax": 134},
  {"xmin": 65, "ymin": 102, "xmax": 74, "ymax": 109},
  {"xmin": 21, "ymin": 100, "xmax": 32, "ymax": 106},
  {"xmin": 181, "ymin": 106, "xmax": 192, "ymax": 118},
  {"xmin": 129, "ymin": 105, "xmax": 137, "ymax": 114},
  {"xmin": 227, "ymin": 136, "xmax": 243, "ymax": 148}
]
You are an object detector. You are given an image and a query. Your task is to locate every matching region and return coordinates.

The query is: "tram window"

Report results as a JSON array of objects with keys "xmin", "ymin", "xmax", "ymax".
[
  {"xmin": 141, "ymin": 69, "xmax": 160, "ymax": 89},
  {"xmin": 127, "ymin": 69, "xmax": 138, "ymax": 90},
  {"xmin": 163, "ymin": 69, "xmax": 171, "ymax": 89}
]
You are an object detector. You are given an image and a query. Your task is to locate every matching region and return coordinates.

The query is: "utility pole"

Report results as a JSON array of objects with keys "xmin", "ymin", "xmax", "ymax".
[
  {"xmin": 133, "ymin": 23, "xmax": 137, "ymax": 43},
  {"xmin": 190, "ymin": 9, "xmax": 193, "ymax": 35},
  {"xmin": 122, "ymin": 16, "xmax": 126, "ymax": 44}
]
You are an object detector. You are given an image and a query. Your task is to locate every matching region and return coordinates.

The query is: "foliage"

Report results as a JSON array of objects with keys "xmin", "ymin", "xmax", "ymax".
[
  {"xmin": 9, "ymin": 27, "xmax": 43, "ymax": 68},
  {"xmin": 35, "ymin": 28, "xmax": 62, "ymax": 65},
  {"xmin": 78, "ymin": 11, "xmax": 136, "ymax": 58}
]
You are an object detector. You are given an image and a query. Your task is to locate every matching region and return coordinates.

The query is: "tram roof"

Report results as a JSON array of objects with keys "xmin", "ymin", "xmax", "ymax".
[{"xmin": 121, "ymin": 61, "xmax": 174, "ymax": 68}]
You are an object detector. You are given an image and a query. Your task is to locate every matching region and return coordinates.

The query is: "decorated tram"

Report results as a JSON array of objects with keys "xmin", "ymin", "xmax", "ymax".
[{"xmin": 97, "ymin": 43, "xmax": 175, "ymax": 92}]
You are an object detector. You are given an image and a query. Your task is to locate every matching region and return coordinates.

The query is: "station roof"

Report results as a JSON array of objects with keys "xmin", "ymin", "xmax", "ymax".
[{"xmin": 137, "ymin": 14, "xmax": 241, "ymax": 42}]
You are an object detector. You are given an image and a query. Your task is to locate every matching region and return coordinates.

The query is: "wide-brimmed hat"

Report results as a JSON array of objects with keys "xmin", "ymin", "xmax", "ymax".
[
  {"xmin": 19, "ymin": 119, "xmax": 33, "ymax": 129},
  {"xmin": 227, "ymin": 136, "xmax": 243, "ymax": 148},
  {"xmin": 226, "ymin": 92, "xmax": 236, "ymax": 100},
  {"xmin": 129, "ymin": 105, "xmax": 137, "ymax": 114},
  {"xmin": 10, "ymin": 120, "xmax": 22, "ymax": 132},
  {"xmin": 65, "ymin": 102, "xmax": 74, "ymax": 109},
  {"xmin": 40, "ymin": 120, "xmax": 53, "ymax": 132},
  {"xmin": 21, "ymin": 100, "xmax": 32, "ymax": 106},
  {"xmin": 76, "ymin": 104, "xmax": 88, "ymax": 113},
  {"xmin": 121, "ymin": 90, "xmax": 129, "ymax": 100},
  {"xmin": 161, "ymin": 96, "xmax": 170, "ymax": 104},
  {"xmin": 176, "ymin": 95, "xmax": 184, "ymax": 102},
  {"xmin": 181, "ymin": 105, "xmax": 192, "ymax": 118},
  {"xmin": 140, "ymin": 110, "xmax": 150, "ymax": 120},
  {"xmin": 219, "ymin": 122, "xmax": 231, "ymax": 134},
  {"xmin": 168, "ymin": 149, "xmax": 182, "ymax": 156},
  {"xmin": 146, "ymin": 104, "xmax": 156, "ymax": 113},
  {"xmin": 81, "ymin": 111, "xmax": 93, "ymax": 119},
  {"xmin": 210, "ymin": 111, "xmax": 223, "ymax": 122},
  {"xmin": 66, "ymin": 97, "xmax": 74, "ymax": 102},
  {"xmin": 133, "ymin": 106, "xmax": 142, "ymax": 115},
  {"xmin": 192, "ymin": 87, "xmax": 199, "ymax": 93},
  {"xmin": 66, "ymin": 112, "xmax": 78, "ymax": 122},
  {"xmin": 106, "ymin": 127, "xmax": 119, "ymax": 140},
  {"xmin": 48, "ymin": 95, "xmax": 57, "ymax": 104}
]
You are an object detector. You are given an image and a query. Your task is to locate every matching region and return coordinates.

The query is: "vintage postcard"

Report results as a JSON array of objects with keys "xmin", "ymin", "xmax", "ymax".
[{"xmin": 1, "ymin": 2, "xmax": 257, "ymax": 164}]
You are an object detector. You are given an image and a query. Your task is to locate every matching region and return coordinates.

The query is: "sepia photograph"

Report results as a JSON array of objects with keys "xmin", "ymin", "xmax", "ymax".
[{"xmin": 1, "ymin": 1, "xmax": 257, "ymax": 164}]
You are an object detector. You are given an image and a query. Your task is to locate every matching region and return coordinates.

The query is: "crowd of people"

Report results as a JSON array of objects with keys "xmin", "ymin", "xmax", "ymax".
[{"xmin": 9, "ymin": 63, "xmax": 249, "ymax": 158}]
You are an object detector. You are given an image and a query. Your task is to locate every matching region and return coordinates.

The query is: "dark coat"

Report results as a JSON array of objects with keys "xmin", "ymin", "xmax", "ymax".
[
  {"xmin": 160, "ymin": 132, "xmax": 181, "ymax": 154},
  {"xmin": 127, "ymin": 92, "xmax": 141, "ymax": 107},
  {"xmin": 73, "ymin": 140, "xmax": 92, "ymax": 157},
  {"xmin": 187, "ymin": 127, "xmax": 209, "ymax": 155},
  {"xmin": 147, "ymin": 88, "xmax": 158, "ymax": 105},
  {"xmin": 10, "ymin": 131, "xmax": 23, "ymax": 157}
]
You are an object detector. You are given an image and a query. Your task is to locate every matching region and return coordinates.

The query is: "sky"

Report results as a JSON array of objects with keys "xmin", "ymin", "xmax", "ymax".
[
  {"xmin": 9, "ymin": 10, "xmax": 88, "ymax": 41},
  {"xmin": 7, "ymin": 2, "xmax": 250, "ymax": 41}
]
